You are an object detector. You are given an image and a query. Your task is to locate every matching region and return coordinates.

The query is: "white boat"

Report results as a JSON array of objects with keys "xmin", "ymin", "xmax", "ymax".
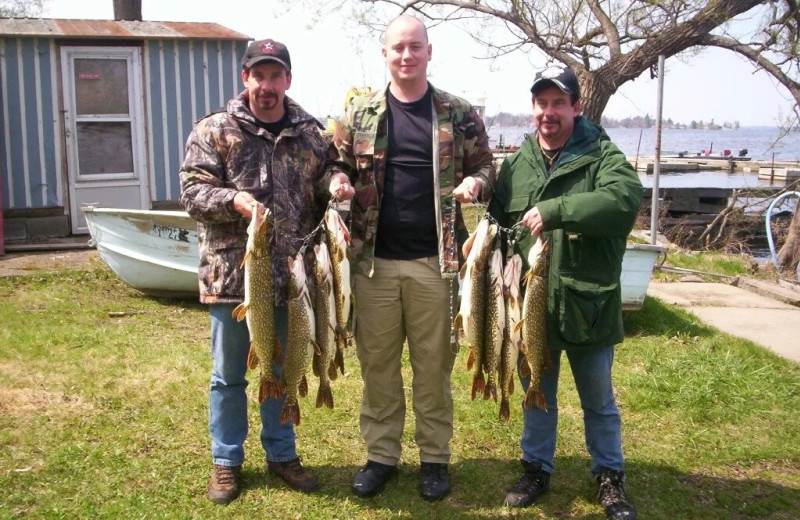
[
  {"xmin": 620, "ymin": 243, "xmax": 665, "ymax": 310},
  {"xmin": 82, "ymin": 206, "xmax": 664, "ymax": 308},
  {"xmin": 82, "ymin": 207, "xmax": 199, "ymax": 298}
]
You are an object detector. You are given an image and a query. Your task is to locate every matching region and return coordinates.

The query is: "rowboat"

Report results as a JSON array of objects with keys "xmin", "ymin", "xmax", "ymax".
[
  {"xmin": 82, "ymin": 207, "xmax": 198, "ymax": 298},
  {"xmin": 82, "ymin": 207, "xmax": 664, "ymax": 307}
]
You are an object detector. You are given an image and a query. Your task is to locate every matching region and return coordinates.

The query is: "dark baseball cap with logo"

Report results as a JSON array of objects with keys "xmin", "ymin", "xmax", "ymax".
[
  {"xmin": 242, "ymin": 39, "xmax": 291, "ymax": 71},
  {"xmin": 530, "ymin": 64, "xmax": 580, "ymax": 98}
]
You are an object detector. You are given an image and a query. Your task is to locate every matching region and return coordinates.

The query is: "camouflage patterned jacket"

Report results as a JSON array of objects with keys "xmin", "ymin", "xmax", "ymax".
[
  {"xmin": 328, "ymin": 83, "xmax": 496, "ymax": 278},
  {"xmin": 179, "ymin": 92, "xmax": 333, "ymax": 305}
]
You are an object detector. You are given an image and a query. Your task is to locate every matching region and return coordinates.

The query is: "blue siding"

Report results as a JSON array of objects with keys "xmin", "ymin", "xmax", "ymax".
[
  {"xmin": 3, "ymin": 38, "xmax": 27, "ymax": 208},
  {"xmin": 146, "ymin": 40, "xmax": 167, "ymax": 203},
  {"xmin": 206, "ymin": 41, "xmax": 221, "ymax": 114},
  {"xmin": 38, "ymin": 39, "xmax": 59, "ymax": 207},
  {"xmin": 20, "ymin": 39, "xmax": 41, "ymax": 207}
]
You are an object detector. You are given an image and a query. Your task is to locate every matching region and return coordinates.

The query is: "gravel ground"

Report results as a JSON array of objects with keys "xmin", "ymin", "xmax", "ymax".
[{"xmin": 0, "ymin": 249, "xmax": 101, "ymax": 278}]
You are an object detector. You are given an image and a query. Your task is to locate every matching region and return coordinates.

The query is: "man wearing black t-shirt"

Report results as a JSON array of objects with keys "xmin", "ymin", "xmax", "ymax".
[{"xmin": 328, "ymin": 15, "xmax": 496, "ymax": 502}]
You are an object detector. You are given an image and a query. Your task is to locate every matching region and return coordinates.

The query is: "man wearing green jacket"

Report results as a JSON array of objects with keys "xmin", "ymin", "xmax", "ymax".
[{"xmin": 487, "ymin": 64, "xmax": 641, "ymax": 520}]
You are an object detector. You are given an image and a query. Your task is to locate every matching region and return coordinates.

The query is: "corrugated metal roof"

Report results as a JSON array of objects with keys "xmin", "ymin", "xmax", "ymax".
[{"xmin": 0, "ymin": 18, "xmax": 251, "ymax": 40}]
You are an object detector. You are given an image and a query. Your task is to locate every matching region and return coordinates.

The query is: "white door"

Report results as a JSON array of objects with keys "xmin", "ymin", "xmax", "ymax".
[{"xmin": 61, "ymin": 46, "xmax": 149, "ymax": 234}]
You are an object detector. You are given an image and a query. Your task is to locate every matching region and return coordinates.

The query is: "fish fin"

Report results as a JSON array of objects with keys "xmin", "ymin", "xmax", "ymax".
[
  {"xmin": 483, "ymin": 381, "xmax": 497, "ymax": 402},
  {"xmin": 264, "ymin": 379, "xmax": 282, "ymax": 401},
  {"xmin": 466, "ymin": 348, "xmax": 475, "ymax": 371},
  {"xmin": 258, "ymin": 379, "xmax": 268, "ymax": 404},
  {"xmin": 509, "ymin": 376, "xmax": 515, "ymax": 396},
  {"xmin": 312, "ymin": 340, "xmax": 322, "ymax": 357},
  {"xmin": 316, "ymin": 383, "xmax": 334, "ymax": 409},
  {"xmin": 247, "ymin": 345, "xmax": 259, "ymax": 369},
  {"xmin": 299, "ymin": 375, "xmax": 309, "ymax": 398},
  {"xmin": 519, "ymin": 359, "xmax": 531, "ymax": 378},
  {"xmin": 335, "ymin": 346, "xmax": 345, "ymax": 376},
  {"xmin": 544, "ymin": 349, "xmax": 554, "ymax": 372},
  {"xmin": 462, "ymin": 228, "xmax": 478, "ymax": 258},
  {"xmin": 513, "ymin": 319, "xmax": 524, "ymax": 334},
  {"xmin": 328, "ymin": 360, "xmax": 339, "ymax": 381},
  {"xmin": 470, "ymin": 370, "xmax": 485, "ymax": 401},
  {"xmin": 458, "ymin": 262, "xmax": 468, "ymax": 280},
  {"xmin": 499, "ymin": 398, "xmax": 510, "ymax": 422},
  {"xmin": 312, "ymin": 355, "xmax": 321, "ymax": 377},
  {"xmin": 279, "ymin": 402, "xmax": 301, "ymax": 426},
  {"xmin": 453, "ymin": 313, "xmax": 463, "ymax": 335},
  {"xmin": 231, "ymin": 303, "xmax": 248, "ymax": 322}
]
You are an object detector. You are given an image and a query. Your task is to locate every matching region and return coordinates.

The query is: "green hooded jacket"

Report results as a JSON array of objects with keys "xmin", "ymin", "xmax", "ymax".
[
  {"xmin": 488, "ymin": 116, "xmax": 642, "ymax": 349},
  {"xmin": 328, "ymin": 83, "xmax": 496, "ymax": 278}
]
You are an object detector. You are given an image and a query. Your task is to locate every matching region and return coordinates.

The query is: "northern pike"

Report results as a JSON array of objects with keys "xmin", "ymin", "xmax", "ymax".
[
  {"xmin": 453, "ymin": 217, "xmax": 498, "ymax": 400},
  {"xmin": 517, "ymin": 235, "xmax": 551, "ymax": 411},
  {"xmin": 312, "ymin": 241, "xmax": 337, "ymax": 409},
  {"xmin": 324, "ymin": 208, "xmax": 351, "ymax": 376},
  {"xmin": 280, "ymin": 251, "xmax": 317, "ymax": 425},
  {"xmin": 482, "ymin": 245, "xmax": 506, "ymax": 402},
  {"xmin": 499, "ymin": 254, "xmax": 523, "ymax": 421},
  {"xmin": 232, "ymin": 204, "xmax": 281, "ymax": 404}
]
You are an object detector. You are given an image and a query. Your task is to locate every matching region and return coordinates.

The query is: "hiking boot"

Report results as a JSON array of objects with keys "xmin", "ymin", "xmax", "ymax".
[
  {"xmin": 207, "ymin": 464, "xmax": 241, "ymax": 504},
  {"xmin": 504, "ymin": 459, "xmax": 550, "ymax": 508},
  {"xmin": 597, "ymin": 469, "xmax": 637, "ymax": 520},
  {"xmin": 352, "ymin": 460, "xmax": 398, "ymax": 498},
  {"xmin": 419, "ymin": 462, "xmax": 450, "ymax": 501},
  {"xmin": 267, "ymin": 458, "xmax": 319, "ymax": 492}
]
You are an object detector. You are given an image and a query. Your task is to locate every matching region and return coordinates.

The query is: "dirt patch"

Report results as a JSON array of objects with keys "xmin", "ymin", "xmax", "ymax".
[{"xmin": 0, "ymin": 250, "xmax": 102, "ymax": 278}]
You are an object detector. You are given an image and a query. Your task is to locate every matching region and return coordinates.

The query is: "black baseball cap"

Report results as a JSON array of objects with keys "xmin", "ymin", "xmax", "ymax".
[
  {"xmin": 242, "ymin": 39, "xmax": 291, "ymax": 71},
  {"xmin": 530, "ymin": 64, "xmax": 580, "ymax": 98}
]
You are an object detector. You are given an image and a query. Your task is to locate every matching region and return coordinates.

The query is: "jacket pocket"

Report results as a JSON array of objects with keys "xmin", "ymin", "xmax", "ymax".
[{"xmin": 556, "ymin": 274, "xmax": 617, "ymax": 345}]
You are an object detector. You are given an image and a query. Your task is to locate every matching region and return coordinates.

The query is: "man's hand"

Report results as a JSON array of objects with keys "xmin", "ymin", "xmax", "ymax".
[
  {"xmin": 233, "ymin": 191, "xmax": 260, "ymax": 220},
  {"xmin": 453, "ymin": 177, "xmax": 482, "ymax": 203},
  {"xmin": 521, "ymin": 206, "xmax": 544, "ymax": 236},
  {"xmin": 329, "ymin": 172, "xmax": 355, "ymax": 201}
]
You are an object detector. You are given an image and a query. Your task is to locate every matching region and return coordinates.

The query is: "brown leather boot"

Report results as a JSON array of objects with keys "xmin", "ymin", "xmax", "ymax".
[
  {"xmin": 267, "ymin": 458, "xmax": 319, "ymax": 492},
  {"xmin": 207, "ymin": 464, "xmax": 241, "ymax": 504}
]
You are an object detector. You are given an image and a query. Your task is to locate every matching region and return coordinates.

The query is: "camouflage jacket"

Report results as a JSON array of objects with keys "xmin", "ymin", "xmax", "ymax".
[
  {"xmin": 328, "ymin": 83, "xmax": 496, "ymax": 278},
  {"xmin": 179, "ymin": 92, "xmax": 333, "ymax": 305}
]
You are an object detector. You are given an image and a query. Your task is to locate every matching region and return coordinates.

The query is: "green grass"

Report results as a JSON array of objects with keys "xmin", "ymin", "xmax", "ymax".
[{"xmin": 1, "ymin": 263, "xmax": 799, "ymax": 519}]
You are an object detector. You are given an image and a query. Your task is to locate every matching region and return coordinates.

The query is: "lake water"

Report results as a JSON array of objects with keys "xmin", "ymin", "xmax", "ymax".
[{"xmin": 488, "ymin": 126, "xmax": 800, "ymax": 163}]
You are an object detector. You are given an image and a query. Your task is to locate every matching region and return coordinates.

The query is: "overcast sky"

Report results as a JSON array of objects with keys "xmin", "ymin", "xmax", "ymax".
[{"xmin": 44, "ymin": 0, "xmax": 796, "ymax": 127}]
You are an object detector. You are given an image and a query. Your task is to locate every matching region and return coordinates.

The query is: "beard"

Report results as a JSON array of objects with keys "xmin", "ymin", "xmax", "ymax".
[{"xmin": 254, "ymin": 92, "xmax": 280, "ymax": 111}]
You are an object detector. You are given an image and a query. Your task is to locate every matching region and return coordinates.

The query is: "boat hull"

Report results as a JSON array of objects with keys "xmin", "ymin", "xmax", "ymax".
[
  {"xmin": 621, "ymin": 243, "xmax": 665, "ymax": 310},
  {"xmin": 83, "ymin": 207, "xmax": 199, "ymax": 298}
]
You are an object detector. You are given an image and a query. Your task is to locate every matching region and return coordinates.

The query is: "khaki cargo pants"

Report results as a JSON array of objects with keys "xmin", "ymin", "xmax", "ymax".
[{"xmin": 353, "ymin": 256, "xmax": 458, "ymax": 466}]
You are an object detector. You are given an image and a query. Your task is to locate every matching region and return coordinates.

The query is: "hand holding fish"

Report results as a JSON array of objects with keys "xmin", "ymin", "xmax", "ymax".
[
  {"xmin": 453, "ymin": 176, "xmax": 482, "ymax": 203},
  {"xmin": 521, "ymin": 206, "xmax": 544, "ymax": 236},
  {"xmin": 329, "ymin": 173, "xmax": 354, "ymax": 201},
  {"xmin": 233, "ymin": 191, "xmax": 262, "ymax": 219}
]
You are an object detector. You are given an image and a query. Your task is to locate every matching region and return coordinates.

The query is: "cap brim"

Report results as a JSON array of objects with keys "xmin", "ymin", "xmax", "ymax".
[
  {"xmin": 243, "ymin": 56, "xmax": 290, "ymax": 71},
  {"xmin": 530, "ymin": 78, "xmax": 574, "ymax": 95}
]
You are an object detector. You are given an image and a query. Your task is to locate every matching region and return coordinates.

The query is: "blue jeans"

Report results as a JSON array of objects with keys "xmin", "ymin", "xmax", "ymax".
[
  {"xmin": 519, "ymin": 345, "xmax": 624, "ymax": 476},
  {"xmin": 209, "ymin": 304, "xmax": 297, "ymax": 467}
]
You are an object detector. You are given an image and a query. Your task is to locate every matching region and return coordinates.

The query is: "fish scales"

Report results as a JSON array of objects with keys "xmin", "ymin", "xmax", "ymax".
[
  {"xmin": 280, "ymin": 251, "xmax": 317, "ymax": 425},
  {"xmin": 231, "ymin": 205, "xmax": 281, "ymax": 404},
  {"xmin": 312, "ymin": 241, "xmax": 337, "ymax": 409},
  {"xmin": 519, "ymin": 236, "xmax": 551, "ymax": 412},
  {"xmin": 499, "ymin": 254, "xmax": 523, "ymax": 421},
  {"xmin": 482, "ymin": 245, "xmax": 505, "ymax": 402},
  {"xmin": 324, "ymin": 209, "xmax": 351, "ymax": 376}
]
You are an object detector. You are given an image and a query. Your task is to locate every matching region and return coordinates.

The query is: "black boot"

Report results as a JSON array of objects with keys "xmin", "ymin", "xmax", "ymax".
[
  {"xmin": 504, "ymin": 459, "xmax": 550, "ymax": 508},
  {"xmin": 419, "ymin": 462, "xmax": 450, "ymax": 501},
  {"xmin": 352, "ymin": 460, "xmax": 397, "ymax": 498},
  {"xmin": 597, "ymin": 470, "xmax": 637, "ymax": 520}
]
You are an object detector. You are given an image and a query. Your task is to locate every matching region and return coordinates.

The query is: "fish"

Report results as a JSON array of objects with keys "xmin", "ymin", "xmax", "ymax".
[
  {"xmin": 279, "ymin": 251, "xmax": 317, "ymax": 425},
  {"xmin": 231, "ymin": 204, "xmax": 281, "ymax": 404},
  {"xmin": 453, "ymin": 217, "xmax": 498, "ymax": 400},
  {"xmin": 324, "ymin": 208, "xmax": 351, "ymax": 376},
  {"xmin": 516, "ymin": 235, "xmax": 551, "ymax": 412},
  {"xmin": 482, "ymin": 245, "xmax": 506, "ymax": 402},
  {"xmin": 312, "ymin": 240, "xmax": 337, "ymax": 409},
  {"xmin": 499, "ymin": 254, "xmax": 523, "ymax": 421}
]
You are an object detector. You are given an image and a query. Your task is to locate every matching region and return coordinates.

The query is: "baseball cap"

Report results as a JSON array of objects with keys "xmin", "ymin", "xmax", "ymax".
[
  {"xmin": 530, "ymin": 64, "xmax": 580, "ymax": 98},
  {"xmin": 242, "ymin": 39, "xmax": 291, "ymax": 71}
]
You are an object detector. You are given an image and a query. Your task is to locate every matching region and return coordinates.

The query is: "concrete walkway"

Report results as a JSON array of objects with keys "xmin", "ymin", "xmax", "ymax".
[{"xmin": 647, "ymin": 279, "xmax": 800, "ymax": 364}]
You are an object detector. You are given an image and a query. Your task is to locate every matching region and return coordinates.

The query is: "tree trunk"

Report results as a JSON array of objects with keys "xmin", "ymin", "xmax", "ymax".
[
  {"xmin": 113, "ymin": 0, "xmax": 142, "ymax": 21},
  {"xmin": 577, "ymin": 72, "xmax": 613, "ymax": 124},
  {"xmin": 777, "ymin": 203, "xmax": 800, "ymax": 277}
]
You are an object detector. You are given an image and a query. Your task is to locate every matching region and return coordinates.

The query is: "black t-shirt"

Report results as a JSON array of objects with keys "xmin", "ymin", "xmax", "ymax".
[
  {"xmin": 254, "ymin": 104, "xmax": 290, "ymax": 136},
  {"xmin": 374, "ymin": 88, "xmax": 438, "ymax": 259}
]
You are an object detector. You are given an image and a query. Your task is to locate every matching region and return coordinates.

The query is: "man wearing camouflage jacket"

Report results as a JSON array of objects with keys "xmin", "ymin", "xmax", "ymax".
[
  {"xmin": 179, "ymin": 38, "xmax": 353, "ymax": 505},
  {"xmin": 327, "ymin": 15, "xmax": 496, "ymax": 502}
]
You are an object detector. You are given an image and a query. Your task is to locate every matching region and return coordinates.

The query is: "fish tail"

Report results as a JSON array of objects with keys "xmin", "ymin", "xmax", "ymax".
[
  {"xmin": 280, "ymin": 402, "xmax": 301, "ymax": 426},
  {"xmin": 499, "ymin": 398, "xmax": 510, "ymax": 422},
  {"xmin": 470, "ymin": 370, "xmax": 485, "ymax": 401},
  {"xmin": 299, "ymin": 375, "xmax": 309, "ymax": 398},
  {"xmin": 316, "ymin": 383, "xmax": 334, "ymax": 409},
  {"xmin": 247, "ymin": 345, "xmax": 259, "ymax": 370},
  {"xmin": 523, "ymin": 387, "xmax": 547, "ymax": 411}
]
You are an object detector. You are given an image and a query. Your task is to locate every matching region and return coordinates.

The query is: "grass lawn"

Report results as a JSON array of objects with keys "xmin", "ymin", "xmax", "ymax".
[{"xmin": 1, "ymin": 258, "xmax": 799, "ymax": 519}]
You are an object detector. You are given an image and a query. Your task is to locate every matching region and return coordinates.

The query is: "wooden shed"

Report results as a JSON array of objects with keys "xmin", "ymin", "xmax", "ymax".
[{"xmin": 0, "ymin": 17, "xmax": 250, "ymax": 240}]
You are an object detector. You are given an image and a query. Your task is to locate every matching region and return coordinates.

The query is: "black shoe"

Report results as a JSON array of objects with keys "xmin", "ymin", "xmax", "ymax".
[
  {"xmin": 352, "ymin": 460, "xmax": 398, "ymax": 498},
  {"xmin": 504, "ymin": 460, "xmax": 550, "ymax": 508},
  {"xmin": 597, "ymin": 470, "xmax": 637, "ymax": 520},
  {"xmin": 419, "ymin": 462, "xmax": 450, "ymax": 501}
]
